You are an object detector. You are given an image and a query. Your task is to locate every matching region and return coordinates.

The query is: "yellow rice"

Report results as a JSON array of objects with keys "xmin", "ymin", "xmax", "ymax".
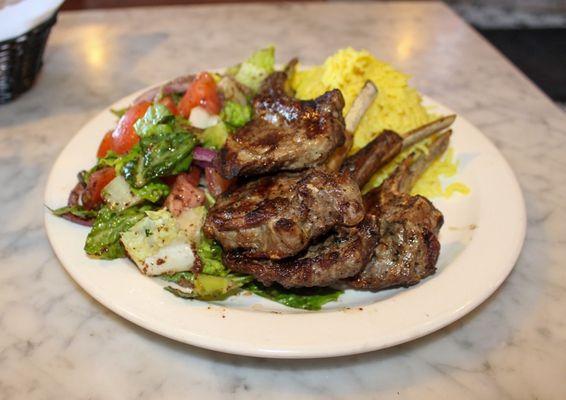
[{"xmin": 291, "ymin": 48, "xmax": 469, "ymax": 198}]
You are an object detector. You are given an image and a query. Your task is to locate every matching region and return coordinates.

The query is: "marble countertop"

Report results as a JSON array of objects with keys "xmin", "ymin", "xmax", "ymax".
[{"xmin": 1, "ymin": 2, "xmax": 565, "ymax": 398}]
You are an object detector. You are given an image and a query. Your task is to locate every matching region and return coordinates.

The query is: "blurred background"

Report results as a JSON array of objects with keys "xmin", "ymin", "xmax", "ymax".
[
  {"xmin": 59, "ymin": 0, "xmax": 566, "ymax": 111},
  {"xmin": 1, "ymin": 0, "xmax": 564, "ymax": 109}
]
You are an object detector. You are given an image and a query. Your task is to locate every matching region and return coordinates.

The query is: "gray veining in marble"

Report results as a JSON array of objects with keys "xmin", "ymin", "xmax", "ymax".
[{"xmin": 1, "ymin": 2, "xmax": 566, "ymax": 399}]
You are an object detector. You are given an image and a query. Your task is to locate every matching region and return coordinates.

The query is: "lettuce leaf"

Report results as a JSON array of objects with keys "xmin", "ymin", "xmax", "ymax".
[
  {"xmin": 164, "ymin": 273, "xmax": 253, "ymax": 301},
  {"xmin": 221, "ymin": 101, "xmax": 252, "ymax": 128},
  {"xmin": 133, "ymin": 103, "xmax": 174, "ymax": 137},
  {"xmin": 245, "ymin": 282, "xmax": 343, "ymax": 310},
  {"xmin": 50, "ymin": 205, "xmax": 98, "ymax": 219},
  {"xmin": 122, "ymin": 128, "xmax": 196, "ymax": 188},
  {"xmin": 161, "ymin": 236, "xmax": 255, "ymax": 301},
  {"xmin": 197, "ymin": 237, "xmax": 228, "ymax": 276},
  {"xmin": 234, "ymin": 46, "xmax": 275, "ymax": 91},
  {"xmin": 84, "ymin": 205, "xmax": 152, "ymax": 259},
  {"xmin": 131, "ymin": 181, "xmax": 170, "ymax": 203},
  {"xmin": 200, "ymin": 121, "xmax": 229, "ymax": 150}
]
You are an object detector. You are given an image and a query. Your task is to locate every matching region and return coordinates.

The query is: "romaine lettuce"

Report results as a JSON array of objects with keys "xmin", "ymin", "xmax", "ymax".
[
  {"xmin": 245, "ymin": 282, "xmax": 343, "ymax": 311},
  {"xmin": 163, "ymin": 272, "xmax": 253, "ymax": 301},
  {"xmin": 102, "ymin": 175, "xmax": 140, "ymax": 211},
  {"xmin": 200, "ymin": 122, "xmax": 229, "ymax": 150},
  {"xmin": 84, "ymin": 205, "xmax": 151, "ymax": 259},
  {"xmin": 221, "ymin": 101, "xmax": 252, "ymax": 128},
  {"xmin": 103, "ymin": 176, "xmax": 170, "ymax": 211},
  {"xmin": 120, "ymin": 209, "xmax": 195, "ymax": 275},
  {"xmin": 50, "ymin": 205, "xmax": 98, "ymax": 219},
  {"xmin": 131, "ymin": 181, "xmax": 170, "ymax": 203},
  {"xmin": 122, "ymin": 128, "xmax": 196, "ymax": 188},
  {"xmin": 234, "ymin": 46, "xmax": 275, "ymax": 91},
  {"xmin": 197, "ymin": 237, "xmax": 228, "ymax": 276},
  {"xmin": 133, "ymin": 103, "xmax": 174, "ymax": 137}
]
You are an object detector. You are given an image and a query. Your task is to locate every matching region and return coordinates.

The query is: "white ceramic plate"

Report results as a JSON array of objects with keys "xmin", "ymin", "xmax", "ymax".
[{"xmin": 44, "ymin": 87, "xmax": 526, "ymax": 359}]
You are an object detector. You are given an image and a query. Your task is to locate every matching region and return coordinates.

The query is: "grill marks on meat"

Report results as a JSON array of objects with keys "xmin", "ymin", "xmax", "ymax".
[
  {"xmin": 203, "ymin": 169, "xmax": 364, "ymax": 259},
  {"xmin": 206, "ymin": 81, "xmax": 378, "ymax": 260},
  {"xmin": 343, "ymin": 192, "xmax": 443, "ymax": 291},
  {"xmin": 224, "ymin": 214, "xmax": 379, "ymax": 288},
  {"xmin": 340, "ymin": 131, "xmax": 450, "ymax": 291},
  {"xmin": 217, "ymin": 68, "xmax": 346, "ymax": 179},
  {"xmin": 223, "ymin": 131, "xmax": 450, "ymax": 290}
]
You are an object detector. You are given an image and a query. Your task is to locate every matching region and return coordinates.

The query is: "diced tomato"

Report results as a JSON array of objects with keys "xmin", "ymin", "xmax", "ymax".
[
  {"xmin": 205, "ymin": 167, "xmax": 234, "ymax": 197},
  {"xmin": 163, "ymin": 167, "xmax": 201, "ymax": 188},
  {"xmin": 165, "ymin": 172, "xmax": 205, "ymax": 216},
  {"xmin": 82, "ymin": 167, "xmax": 116, "ymax": 210},
  {"xmin": 97, "ymin": 131, "xmax": 113, "ymax": 158},
  {"xmin": 177, "ymin": 72, "xmax": 221, "ymax": 118},
  {"xmin": 184, "ymin": 167, "xmax": 202, "ymax": 187}
]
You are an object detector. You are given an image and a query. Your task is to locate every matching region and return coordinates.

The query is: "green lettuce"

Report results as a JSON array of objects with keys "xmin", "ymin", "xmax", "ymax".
[
  {"xmin": 234, "ymin": 46, "xmax": 275, "ymax": 91},
  {"xmin": 163, "ymin": 272, "xmax": 253, "ymax": 301},
  {"xmin": 245, "ymin": 282, "xmax": 343, "ymax": 311},
  {"xmin": 221, "ymin": 101, "xmax": 252, "ymax": 128},
  {"xmin": 133, "ymin": 103, "xmax": 174, "ymax": 137},
  {"xmin": 110, "ymin": 107, "xmax": 127, "ymax": 118},
  {"xmin": 122, "ymin": 128, "xmax": 196, "ymax": 188},
  {"xmin": 131, "ymin": 181, "xmax": 170, "ymax": 203},
  {"xmin": 161, "ymin": 271, "xmax": 194, "ymax": 287},
  {"xmin": 86, "ymin": 149, "xmax": 137, "ymax": 183},
  {"xmin": 50, "ymin": 205, "xmax": 98, "ymax": 219},
  {"xmin": 85, "ymin": 205, "xmax": 152, "ymax": 259},
  {"xmin": 200, "ymin": 122, "xmax": 229, "ymax": 150},
  {"xmin": 197, "ymin": 237, "xmax": 228, "ymax": 276},
  {"xmin": 161, "ymin": 236, "xmax": 253, "ymax": 301}
]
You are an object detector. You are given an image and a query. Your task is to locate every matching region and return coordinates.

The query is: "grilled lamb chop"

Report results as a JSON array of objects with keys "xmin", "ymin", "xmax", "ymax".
[
  {"xmin": 206, "ymin": 169, "xmax": 366, "ymax": 259},
  {"xmin": 224, "ymin": 130, "xmax": 451, "ymax": 289},
  {"xmin": 341, "ymin": 131, "xmax": 449, "ymax": 291},
  {"xmin": 224, "ymin": 214, "xmax": 380, "ymax": 288},
  {"xmin": 204, "ymin": 83, "xmax": 379, "ymax": 259},
  {"xmin": 206, "ymin": 111, "xmax": 454, "ymax": 260},
  {"xmin": 217, "ymin": 64, "xmax": 347, "ymax": 179}
]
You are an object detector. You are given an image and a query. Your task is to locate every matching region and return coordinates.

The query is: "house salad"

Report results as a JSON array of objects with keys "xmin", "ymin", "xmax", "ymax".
[{"xmin": 52, "ymin": 47, "xmax": 345, "ymax": 310}]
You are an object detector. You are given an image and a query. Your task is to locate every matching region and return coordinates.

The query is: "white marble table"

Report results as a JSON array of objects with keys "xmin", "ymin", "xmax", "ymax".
[{"xmin": 1, "ymin": 2, "xmax": 565, "ymax": 398}]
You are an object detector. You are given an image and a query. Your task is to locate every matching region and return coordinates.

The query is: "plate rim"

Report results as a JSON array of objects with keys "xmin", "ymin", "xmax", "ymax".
[{"xmin": 44, "ymin": 85, "xmax": 526, "ymax": 359}]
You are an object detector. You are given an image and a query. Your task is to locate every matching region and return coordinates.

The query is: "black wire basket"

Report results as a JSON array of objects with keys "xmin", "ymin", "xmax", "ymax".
[{"xmin": 0, "ymin": 11, "xmax": 58, "ymax": 104}]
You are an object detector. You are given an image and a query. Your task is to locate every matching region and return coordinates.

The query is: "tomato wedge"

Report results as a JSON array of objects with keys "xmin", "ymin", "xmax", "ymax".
[
  {"xmin": 97, "ymin": 101, "xmax": 151, "ymax": 158},
  {"xmin": 159, "ymin": 95, "xmax": 178, "ymax": 115},
  {"xmin": 111, "ymin": 101, "xmax": 151, "ymax": 155},
  {"xmin": 97, "ymin": 131, "xmax": 113, "ymax": 158},
  {"xmin": 205, "ymin": 167, "xmax": 234, "ymax": 197},
  {"xmin": 178, "ymin": 72, "xmax": 221, "ymax": 118},
  {"xmin": 163, "ymin": 166, "xmax": 201, "ymax": 188},
  {"xmin": 82, "ymin": 167, "xmax": 116, "ymax": 210}
]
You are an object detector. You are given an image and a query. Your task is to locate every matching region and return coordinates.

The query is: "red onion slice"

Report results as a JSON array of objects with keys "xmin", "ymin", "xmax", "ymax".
[
  {"xmin": 134, "ymin": 75, "xmax": 195, "ymax": 104},
  {"xmin": 193, "ymin": 146, "xmax": 217, "ymax": 163}
]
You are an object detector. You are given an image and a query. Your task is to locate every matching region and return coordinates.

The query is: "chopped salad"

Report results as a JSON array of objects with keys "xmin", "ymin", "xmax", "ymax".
[{"xmin": 52, "ymin": 47, "xmax": 342, "ymax": 310}]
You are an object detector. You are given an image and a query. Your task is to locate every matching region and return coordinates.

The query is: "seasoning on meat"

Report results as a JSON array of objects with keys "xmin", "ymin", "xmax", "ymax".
[{"xmin": 217, "ymin": 63, "xmax": 347, "ymax": 179}]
